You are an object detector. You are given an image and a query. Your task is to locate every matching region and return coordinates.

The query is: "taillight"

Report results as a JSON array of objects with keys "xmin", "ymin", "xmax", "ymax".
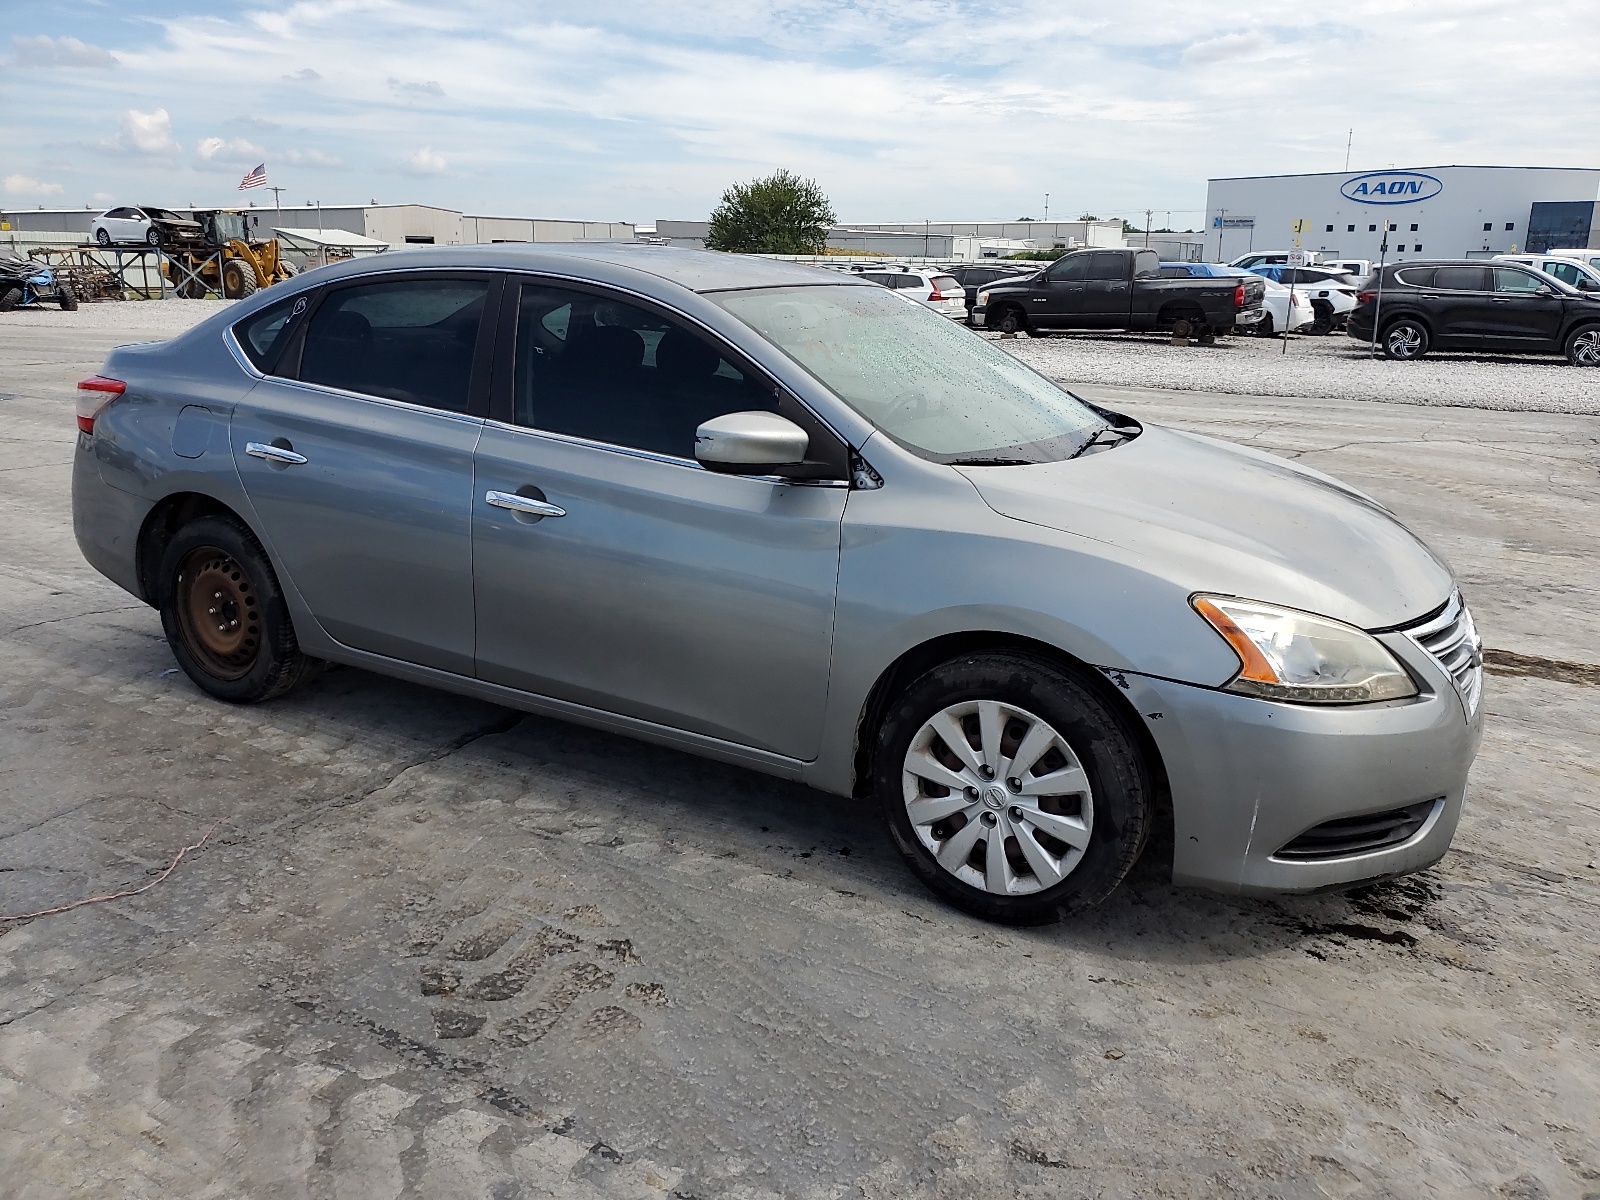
[
  {"xmin": 1234, "ymin": 283, "xmax": 1245, "ymax": 308},
  {"xmin": 929, "ymin": 289, "xmax": 946, "ymax": 301},
  {"xmin": 76, "ymin": 375, "xmax": 125, "ymax": 434},
  {"xmin": 1357, "ymin": 289, "xmax": 1377, "ymax": 305}
]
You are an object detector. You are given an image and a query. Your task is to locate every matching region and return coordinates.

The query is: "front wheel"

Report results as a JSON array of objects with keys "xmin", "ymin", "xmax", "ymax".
[
  {"xmin": 873, "ymin": 652, "xmax": 1153, "ymax": 924},
  {"xmin": 222, "ymin": 260, "xmax": 258, "ymax": 299},
  {"xmin": 1565, "ymin": 323, "xmax": 1600, "ymax": 367},
  {"xmin": 158, "ymin": 514, "xmax": 319, "ymax": 704},
  {"xmin": 57, "ymin": 284, "xmax": 78, "ymax": 311},
  {"xmin": 1382, "ymin": 318, "xmax": 1430, "ymax": 361},
  {"xmin": 95, "ymin": 228, "xmax": 112, "ymax": 247},
  {"xmin": 993, "ymin": 306, "xmax": 1027, "ymax": 336},
  {"xmin": 0, "ymin": 286, "xmax": 20, "ymax": 312}
]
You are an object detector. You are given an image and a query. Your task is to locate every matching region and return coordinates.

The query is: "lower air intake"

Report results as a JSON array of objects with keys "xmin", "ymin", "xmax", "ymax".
[{"xmin": 1273, "ymin": 798, "xmax": 1443, "ymax": 861}]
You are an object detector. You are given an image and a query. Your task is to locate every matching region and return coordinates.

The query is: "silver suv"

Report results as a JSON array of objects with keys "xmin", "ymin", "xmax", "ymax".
[{"xmin": 72, "ymin": 245, "xmax": 1482, "ymax": 923}]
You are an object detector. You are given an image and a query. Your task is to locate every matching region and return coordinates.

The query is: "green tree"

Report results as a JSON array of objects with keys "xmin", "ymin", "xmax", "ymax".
[{"xmin": 705, "ymin": 169, "xmax": 836, "ymax": 254}]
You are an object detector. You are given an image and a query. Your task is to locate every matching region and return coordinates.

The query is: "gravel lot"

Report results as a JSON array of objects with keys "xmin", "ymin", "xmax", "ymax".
[
  {"xmin": 993, "ymin": 328, "xmax": 1600, "ymax": 415},
  {"xmin": 2, "ymin": 301, "xmax": 1597, "ymax": 1196}
]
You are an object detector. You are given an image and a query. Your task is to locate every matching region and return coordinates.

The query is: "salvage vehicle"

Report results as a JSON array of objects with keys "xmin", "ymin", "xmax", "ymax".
[
  {"xmin": 73, "ymin": 245, "xmax": 1484, "ymax": 924},
  {"xmin": 0, "ymin": 253, "xmax": 78, "ymax": 311},
  {"xmin": 91, "ymin": 206, "xmax": 202, "ymax": 248},
  {"xmin": 971, "ymin": 248, "xmax": 1265, "ymax": 339},
  {"xmin": 163, "ymin": 209, "xmax": 296, "ymax": 299},
  {"xmin": 1246, "ymin": 264, "xmax": 1361, "ymax": 334},
  {"xmin": 1347, "ymin": 260, "xmax": 1600, "ymax": 364},
  {"xmin": 1157, "ymin": 263, "xmax": 1313, "ymax": 337}
]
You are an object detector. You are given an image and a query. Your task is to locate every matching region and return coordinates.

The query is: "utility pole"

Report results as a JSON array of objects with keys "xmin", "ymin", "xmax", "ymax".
[
  {"xmin": 1145, "ymin": 208, "xmax": 1153, "ymax": 249},
  {"xmin": 1216, "ymin": 208, "xmax": 1225, "ymax": 260},
  {"xmin": 1345, "ymin": 129, "xmax": 1353, "ymax": 173},
  {"xmin": 1044, "ymin": 193, "xmax": 1049, "ymax": 222},
  {"xmin": 266, "ymin": 185, "xmax": 285, "ymax": 234}
]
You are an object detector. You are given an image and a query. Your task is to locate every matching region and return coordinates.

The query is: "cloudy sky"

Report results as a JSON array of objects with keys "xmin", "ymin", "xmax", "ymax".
[{"xmin": 3, "ymin": 0, "xmax": 1596, "ymax": 227}]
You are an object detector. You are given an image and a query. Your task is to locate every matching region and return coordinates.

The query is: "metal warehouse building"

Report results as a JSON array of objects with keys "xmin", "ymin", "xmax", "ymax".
[{"xmin": 1205, "ymin": 166, "xmax": 1600, "ymax": 263}]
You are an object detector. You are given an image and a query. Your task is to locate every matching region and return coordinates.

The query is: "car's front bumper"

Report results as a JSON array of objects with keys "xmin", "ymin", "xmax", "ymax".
[{"xmin": 1110, "ymin": 631, "xmax": 1483, "ymax": 895}]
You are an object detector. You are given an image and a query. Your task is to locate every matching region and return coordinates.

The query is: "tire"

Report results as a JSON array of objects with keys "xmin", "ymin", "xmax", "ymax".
[
  {"xmin": 95, "ymin": 228, "xmax": 112, "ymax": 247},
  {"xmin": 157, "ymin": 514, "xmax": 319, "ymax": 704},
  {"xmin": 223, "ymin": 260, "xmax": 258, "ymax": 300},
  {"xmin": 1565, "ymin": 323, "xmax": 1600, "ymax": 367},
  {"xmin": 1310, "ymin": 301, "xmax": 1334, "ymax": 336},
  {"xmin": 57, "ymin": 284, "xmax": 78, "ymax": 311},
  {"xmin": 1254, "ymin": 312, "xmax": 1275, "ymax": 337},
  {"xmin": 0, "ymin": 286, "xmax": 20, "ymax": 313},
  {"xmin": 993, "ymin": 306, "xmax": 1027, "ymax": 336},
  {"xmin": 146, "ymin": 228, "xmax": 161, "ymax": 247},
  {"xmin": 873, "ymin": 652, "xmax": 1153, "ymax": 925},
  {"xmin": 1381, "ymin": 318, "xmax": 1429, "ymax": 361}
]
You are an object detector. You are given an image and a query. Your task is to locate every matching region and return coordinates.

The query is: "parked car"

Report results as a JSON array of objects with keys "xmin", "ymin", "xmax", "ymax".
[
  {"xmin": 1545, "ymin": 248, "xmax": 1600, "ymax": 274},
  {"xmin": 1246, "ymin": 265, "xmax": 1361, "ymax": 334},
  {"xmin": 850, "ymin": 265, "xmax": 967, "ymax": 319},
  {"xmin": 1347, "ymin": 260, "xmax": 1600, "ymax": 364},
  {"xmin": 91, "ymin": 206, "xmax": 203, "ymax": 248},
  {"xmin": 972, "ymin": 248, "xmax": 1265, "ymax": 339},
  {"xmin": 0, "ymin": 253, "xmax": 78, "ymax": 311},
  {"xmin": 940, "ymin": 262, "xmax": 1043, "ymax": 325},
  {"xmin": 1318, "ymin": 259, "xmax": 1372, "ymax": 279},
  {"xmin": 73, "ymin": 244, "xmax": 1483, "ymax": 924},
  {"xmin": 1493, "ymin": 253, "xmax": 1600, "ymax": 293},
  {"xmin": 1229, "ymin": 251, "xmax": 1322, "ymax": 270},
  {"xmin": 1156, "ymin": 263, "xmax": 1313, "ymax": 336}
]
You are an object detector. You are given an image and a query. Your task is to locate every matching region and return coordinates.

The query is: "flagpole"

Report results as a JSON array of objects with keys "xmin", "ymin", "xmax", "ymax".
[{"xmin": 267, "ymin": 185, "xmax": 284, "ymax": 236}]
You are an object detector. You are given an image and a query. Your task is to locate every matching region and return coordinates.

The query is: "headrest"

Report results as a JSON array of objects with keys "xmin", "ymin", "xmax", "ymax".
[
  {"xmin": 564, "ymin": 324, "xmax": 644, "ymax": 378},
  {"xmin": 655, "ymin": 328, "xmax": 721, "ymax": 379}
]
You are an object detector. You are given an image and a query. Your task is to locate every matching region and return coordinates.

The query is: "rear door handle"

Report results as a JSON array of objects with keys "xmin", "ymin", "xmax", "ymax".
[
  {"xmin": 245, "ymin": 441, "xmax": 308, "ymax": 465},
  {"xmin": 486, "ymin": 490, "xmax": 566, "ymax": 518}
]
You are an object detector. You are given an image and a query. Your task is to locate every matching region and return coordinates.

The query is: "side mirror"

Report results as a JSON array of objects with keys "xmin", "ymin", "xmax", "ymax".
[
  {"xmin": 1536, "ymin": 285, "xmax": 1554, "ymax": 297},
  {"xmin": 695, "ymin": 411, "xmax": 810, "ymax": 475},
  {"xmin": 1577, "ymin": 277, "xmax": 1598, "ymax": 292}
]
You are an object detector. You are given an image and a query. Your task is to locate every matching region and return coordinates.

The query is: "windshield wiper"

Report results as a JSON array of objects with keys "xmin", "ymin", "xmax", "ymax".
[
  {"xmin": 945, "ymin": 456, "xmax": 1035, "ymax": 467},
  {"xmin": 1069, "ymin": 424, "xmax": 1139, "ymax": 459}
]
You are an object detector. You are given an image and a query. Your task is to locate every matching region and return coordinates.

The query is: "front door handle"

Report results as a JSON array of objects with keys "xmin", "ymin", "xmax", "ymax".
[
  {"xmin": 1489, "ymin": 297, "xmax": 1512, "ymax": 304},
  {"xmin": 245, "ymin": 441, "xmax": 308, "ymax": 465},
  {"xmin": 486, "ymin": 490, "xmax": 566, "ymax": 519}
]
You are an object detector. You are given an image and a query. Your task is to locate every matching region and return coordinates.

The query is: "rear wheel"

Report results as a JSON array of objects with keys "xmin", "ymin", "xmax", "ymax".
[
  {"xmin": 873, "ymin": 652, "xmax": 1152, "ymax": 924},
  {"xmin": 1310, "ymin": 301, "xmax": 1334, "ymax": 335},
  {"xmin": 145, "ymin": 228, "xmax": 161, "ymax": 247},
  {"xmin": 1382, "ymin": 318, "xmax": 1429, "ymax": 361},
  {"xmin": 1254, "ymin": 312, "xmax": 1276, "ymax": 338},
  {"xmin": 0, "ymin": 286, "xmax": 20, "ymax": 312},
  {"xmin": 158, "ymin": 514, "xmax": 318, "ymax": 704},
  {"xmin": 1565, "ymin": 323, "xmax": 1600, "ymax": 367},
  {"xmin": 57, "ymin": 283, "xmax": 78, "ymax": 311}
]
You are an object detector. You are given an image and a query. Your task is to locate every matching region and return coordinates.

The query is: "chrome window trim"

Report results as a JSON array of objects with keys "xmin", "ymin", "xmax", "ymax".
[
  {"xmin": 480, "ymin": 418, "xmax": 849, "ymax": 487},
  {"xmin": 263, "ymin": 374, "xmax": 488, "ymax": 425}
]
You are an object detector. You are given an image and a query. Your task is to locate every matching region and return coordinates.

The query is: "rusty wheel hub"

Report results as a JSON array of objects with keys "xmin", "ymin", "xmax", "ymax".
[{"xmin": 175, "ymin": 547, "xmax": 261, "ymax": 680}]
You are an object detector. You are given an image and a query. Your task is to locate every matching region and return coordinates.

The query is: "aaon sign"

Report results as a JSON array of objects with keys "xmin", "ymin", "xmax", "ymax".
[{"xmin": 1340, "ymin": 170, "xmax": 1444, "ymax": 206}]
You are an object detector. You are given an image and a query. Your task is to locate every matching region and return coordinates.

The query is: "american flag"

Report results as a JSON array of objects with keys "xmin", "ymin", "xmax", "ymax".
[{"xmin": 238, "ymin": 163, "xmax": 267, "ymax": 190}]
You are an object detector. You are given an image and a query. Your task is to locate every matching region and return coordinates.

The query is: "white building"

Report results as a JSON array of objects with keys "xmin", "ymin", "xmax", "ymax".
[{"xmin": 1204, "ymin": 166, "xmax": 1600, "ymax": 263}]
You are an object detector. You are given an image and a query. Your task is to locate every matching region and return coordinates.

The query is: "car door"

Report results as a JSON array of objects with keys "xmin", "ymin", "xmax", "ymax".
[
  {"xmin": 1082, "ymin": 252, "xmax": 1132, "ymax": 324},
  {"xmin": 1484, "ymin": 267, "xmax": 1567, "ymax": 348},
  {"xmin": 230, "ymin": 271, "xmax": 499, "ymax": 675},
  {"xmin": 1419, "ymin": 265, "xmax": 1491, "ymax": 347},
  {"xmin": 1033, "ymin": 254, "xmax": 1089, "ymax": 326},
  {"xmin": 109, "ymin": 208, "xmax": 142, "ymax": 241},
  {"xmin": 471, "ymin": 278, "xmax": 848, "ymax": 759}
]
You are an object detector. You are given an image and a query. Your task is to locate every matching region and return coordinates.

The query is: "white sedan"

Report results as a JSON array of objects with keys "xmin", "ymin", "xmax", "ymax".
[{"xmin": 91, "ymin": 206, "xmax": 201, "ymax": 248}]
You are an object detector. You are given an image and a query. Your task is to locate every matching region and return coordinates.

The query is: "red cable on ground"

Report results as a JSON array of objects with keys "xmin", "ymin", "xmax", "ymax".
[{"xmin": 0, "ymin": 822, "xmax": 221, "ymax": 924}]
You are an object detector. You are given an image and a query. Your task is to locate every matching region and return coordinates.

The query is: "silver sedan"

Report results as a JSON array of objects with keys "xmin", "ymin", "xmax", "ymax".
[{"xmin": 72, "ymin": 245, "xmax": 1483, "ymax": 924}]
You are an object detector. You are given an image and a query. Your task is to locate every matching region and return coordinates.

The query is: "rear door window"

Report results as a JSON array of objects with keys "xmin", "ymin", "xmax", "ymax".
[
  {"xmin": 893, "ymin": 274, "xmax": 924, "ymax": 290},
  {"xmin": 298, "ymin": 277, "xmax": 490, "ymax": 412},
  {"xmin": 1088, "ymin": 253, "xmax": 1127, "ymax": 280},
  {"xmin": 1431, "ymin": 266, "xmax": 1489, "ymax": 291}
]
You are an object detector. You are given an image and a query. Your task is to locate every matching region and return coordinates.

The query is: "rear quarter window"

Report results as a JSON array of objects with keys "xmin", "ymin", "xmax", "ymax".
[
  {"xmin": 1393, "ymin": 267, "xmax": 1436, "ymax": 288},
  {"xmin": 233, "ymin": 291, "xmax": 312, "ymax": 372}
]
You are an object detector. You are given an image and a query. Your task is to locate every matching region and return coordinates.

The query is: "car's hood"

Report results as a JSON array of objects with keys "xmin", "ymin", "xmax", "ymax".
[{"xmin": 959, "ymin": 424, "xmax": 1453, "ymax": 630}]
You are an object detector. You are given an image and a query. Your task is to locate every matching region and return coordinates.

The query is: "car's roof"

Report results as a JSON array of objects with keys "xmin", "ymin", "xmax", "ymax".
[{"xmin": 322, "ymin": 243, "xmax": 870, "ymax": 294}]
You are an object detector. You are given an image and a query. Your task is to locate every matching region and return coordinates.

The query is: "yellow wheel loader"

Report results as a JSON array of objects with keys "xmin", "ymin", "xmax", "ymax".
[{"xmin": 164, "ymin": 210, "xmax": 296, "ymax": 299}]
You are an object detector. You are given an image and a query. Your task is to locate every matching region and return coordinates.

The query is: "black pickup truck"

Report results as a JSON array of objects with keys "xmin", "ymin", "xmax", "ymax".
[{"xmin": 971, "ymin": 248, "xmax": 1265, "ymax": 338}]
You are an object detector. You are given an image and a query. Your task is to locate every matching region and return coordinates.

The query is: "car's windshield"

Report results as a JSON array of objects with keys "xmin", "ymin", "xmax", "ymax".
[{"xmin": 712, "ymin": 284, "xmax": 1108, "ymax": 464}]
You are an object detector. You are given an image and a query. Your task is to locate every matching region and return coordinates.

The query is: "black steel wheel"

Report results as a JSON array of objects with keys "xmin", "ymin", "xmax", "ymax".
[
  {"xmin": 994, "ymin": 306, "xmax": 1027, "ymax": 336},
  {"xmin": 873, "ymin": 652, "xmax": 1153, "ymax": 925},
  {"xmin": 158, "ymin": 514, "xmax": 319, "ymax": 703}
]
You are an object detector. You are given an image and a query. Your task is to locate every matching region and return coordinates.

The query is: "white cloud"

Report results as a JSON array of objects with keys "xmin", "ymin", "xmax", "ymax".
[
  {"xmin": 3, "ymin": 173, "xmax": 64, "ymax": 198},
  {"xmin": 389, "ymin": 77, "xmax": 444, "ymax": 97},
  {"xmin": 283, "ymin": 67, "xmax": 321, "ymax": 81},
  {"xmin": 12, "ymin": 34, "xmax": 116, "ymax": 68},
  {"xmin": 104, "ymin": 107, "xmax": 180, "ymax": 156},
  {"xmin": 282, "ymin": 148, "xmax": 345, "ymax": 167},
  {"xmin": 197, "ymin": 135, "xmax": 268, "ymax": 165},
  {"xmin": 401, "ymin": 146, "xmax": 447, "ymax": 175}
]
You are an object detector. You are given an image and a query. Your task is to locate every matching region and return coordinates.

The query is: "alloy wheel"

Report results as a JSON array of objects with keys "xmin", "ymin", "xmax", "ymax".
[
  {"xmin": 901, "ymin": 699, "xmax": 1093, "ymax": 896},
  {"xmin": 174, "ymin": 546, "xmax": 262, "ymax": 680},
  {"xmin": 1387, "ymin": 325, "xmax": 1423, "ymax": 358},
  {"xmin": 1571, "ymin": 329, "xmax": 1600, "ymax": 366}
]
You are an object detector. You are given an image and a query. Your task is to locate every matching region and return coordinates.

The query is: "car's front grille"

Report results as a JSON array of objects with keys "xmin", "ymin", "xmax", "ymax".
[
  {"xmin": 1406, "ymin": 591, "xmax": 1483, "ymax": 718},
  {"xmin": 1274, "ymin": 797, "xmax": 1443, "ymax": 861}
]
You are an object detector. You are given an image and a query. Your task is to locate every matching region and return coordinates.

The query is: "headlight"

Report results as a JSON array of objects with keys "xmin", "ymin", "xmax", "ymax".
[
  {"xmin": 1192, "ymin": 595, "xmax": 1418, "ymax": 704},
  {"xmin": 977, "ymin": 290, "xmax": 990, "ymax": 306}
]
